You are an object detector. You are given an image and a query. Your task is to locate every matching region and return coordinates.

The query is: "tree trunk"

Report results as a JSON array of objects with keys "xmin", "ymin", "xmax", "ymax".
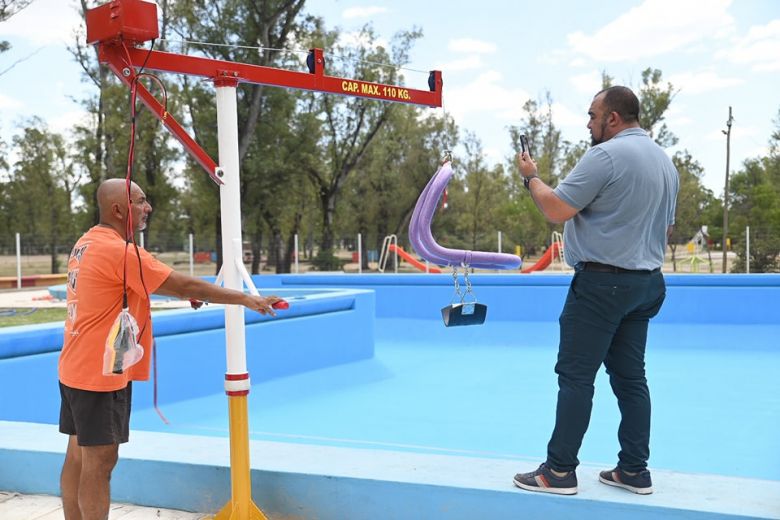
[{"xmin": 250, "ymin": 228, "xmax": 263, "ymax": 275}]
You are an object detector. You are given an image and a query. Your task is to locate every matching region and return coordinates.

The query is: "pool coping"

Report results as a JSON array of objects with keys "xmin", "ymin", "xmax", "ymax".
[{"xmin": 2, "ymin": 421, "xmax": 778, "ymax": 520}]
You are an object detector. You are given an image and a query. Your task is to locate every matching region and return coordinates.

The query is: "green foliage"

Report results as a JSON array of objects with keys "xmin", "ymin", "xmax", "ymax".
[
  {"xmin": 728, "ymin": 115, "xmax": 780, "ymax": 273},
  {"xmin": 6, "ymin": 118, "xmax": 78, "ymax": 272},
  {"xmin": 637, "ymin": 68, "xmax": 678, "ymax": 148}
]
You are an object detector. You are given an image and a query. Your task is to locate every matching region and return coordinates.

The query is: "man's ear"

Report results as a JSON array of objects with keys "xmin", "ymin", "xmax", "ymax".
[{"xmin": 111, "ymin": 202, "xmax": 124, "ymax": 221}]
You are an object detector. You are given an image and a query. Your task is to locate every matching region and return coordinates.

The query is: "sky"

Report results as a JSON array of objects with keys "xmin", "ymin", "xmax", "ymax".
[{"xmin": 0, "ymin": 0, "xmax": 778, "ymax": 196}]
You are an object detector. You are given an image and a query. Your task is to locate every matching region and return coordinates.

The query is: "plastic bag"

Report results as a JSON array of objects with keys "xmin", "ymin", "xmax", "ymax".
[{"xmin": 103, "ymin": 308, "xmax": 144, "ymax": 375}]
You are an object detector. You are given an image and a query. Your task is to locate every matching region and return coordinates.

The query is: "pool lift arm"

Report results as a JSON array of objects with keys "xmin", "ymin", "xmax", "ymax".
[{"xmin": 84, "ymin": 1, "xmax": 442, "ymax": 518}]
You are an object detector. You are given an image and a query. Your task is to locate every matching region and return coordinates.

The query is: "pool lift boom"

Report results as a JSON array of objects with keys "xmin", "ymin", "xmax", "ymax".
[{"xmin": 84, "ymin": 1, "xmax": 442, "ymax": 518}]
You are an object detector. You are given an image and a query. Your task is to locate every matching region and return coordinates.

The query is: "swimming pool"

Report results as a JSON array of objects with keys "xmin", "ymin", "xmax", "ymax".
[{"xmin": 1, "ymin": 274, "xmax": 779, "ymax": 519}]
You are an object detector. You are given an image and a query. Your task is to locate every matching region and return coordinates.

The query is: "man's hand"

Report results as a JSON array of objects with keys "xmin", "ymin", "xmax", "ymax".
[
  {"xmin": 517, "ymin": 151, "xmax": 538, "ymax": 178},
  {"xmin": 243, "ymin": 294, "xmax": 285, "ymax": 316}
]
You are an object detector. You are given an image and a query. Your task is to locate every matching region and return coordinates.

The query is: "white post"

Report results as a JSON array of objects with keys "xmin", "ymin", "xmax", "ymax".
[
  {"xmin": 498, "ymin": 231, "xmax": 502, "ymax": 253},
  {"xmin": 15, "ymin": 232, "xmax": 21, "ymax": 289},
  {"xmin": 294, "ymin": 233, "xmax": 299, "ymax": 273},
  {"xmin": 746, "ymin": 226, "xmax": 750, "ymax": 274},
  {"xmin": 393, "ymin": 235, "xmax": 398, "ymax": 273},
  {"xmin": 357, "ymin": 233, "xmax": 362, "ymax": 274},
  {"xmin": 216, "ymin": 83, "xmax": 249, "ymax": 383},
  {"xmin": 189, "ymin": 233, "xmax": 194, "ymax": 276},
  {"xmin": 139, "ymin": 232, "xmax": 145, "ymax": 249}
]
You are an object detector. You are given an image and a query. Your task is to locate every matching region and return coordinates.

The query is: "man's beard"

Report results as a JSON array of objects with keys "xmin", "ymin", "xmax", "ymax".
[{"xmin": 590, "ymin": 119, "xmax": 608, "ymax": 146}]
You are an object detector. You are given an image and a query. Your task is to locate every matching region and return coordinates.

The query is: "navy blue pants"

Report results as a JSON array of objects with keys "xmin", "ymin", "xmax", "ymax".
[{"xmin": 546, "ymin": 267, "xmax": 666, "ymax": 473}]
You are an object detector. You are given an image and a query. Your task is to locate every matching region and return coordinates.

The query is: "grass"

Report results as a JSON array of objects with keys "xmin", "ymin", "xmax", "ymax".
[{"xmin": 0, "ymin": 308, "xmax": 67, "ymax": 328}]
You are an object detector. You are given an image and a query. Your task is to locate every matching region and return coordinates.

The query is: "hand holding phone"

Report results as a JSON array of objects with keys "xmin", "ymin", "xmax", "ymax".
[{"xmin": 520, "ymin": 134, "xmax": 531, "ymax": 157}]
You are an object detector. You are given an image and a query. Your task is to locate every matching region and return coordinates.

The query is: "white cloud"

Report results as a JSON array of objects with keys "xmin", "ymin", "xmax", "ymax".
[
  {"xmin": 668, "ymin": 70, "xmax": 744, "ymax": 94},
  {"xmin": 435, "ymin": 55, "xmax": 483, "ymax": 72},
  {"xmin": 337, "ymin": 31, "xmax": 389, "ymax": 52},
  {"xmin": 716, "ymin": 19, "xmax": 780, "ymax": 72},
  {"xmin": 567, "ymin": 0, "xmax": 734, "ymax": 62},
  {"xmin": 569, "ymin": 70, "xmax": 603, "ymax": 94},
  {"xmin": 665, "ymin": 104, "xmax": 693, "ymax": 127},
  {"xmin": 0, "ymin": 93, "xmax": 22, "ymax": 110},
  {"xmin": 704, "ymin": 125, "xmax": 757, "ymax": 142},
  {"xmin": 448, "ymin": 38, "xmax": 497, "ymax": 54},
  {"xmin": 551, "ymin": 102, "xmax": 587, "ymax": 129},
  {"xmin": 342, "ymin": 6, "xmax": 389, "ymax": 20},
  {"xmin": 444, "ymin": 70, "xmax": 531, "ymax": 123},
  {"xmin": 0, "ymin": 0, "xmax": 82, "ymax": 45},
  {"xmin": 47, "ymin": 110, "xmax": 90, "ymax": 136}
]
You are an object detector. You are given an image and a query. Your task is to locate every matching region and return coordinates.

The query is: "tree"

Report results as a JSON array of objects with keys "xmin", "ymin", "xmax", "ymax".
[
  {"xmin": 506, "ymin": 93, "xmax": 578, "ymax": 255},
  {"xmin": 171, "ymin": 0, "xmax": 308, "ymax": 272},
  {"xmin": 339, "ymin": 105, "xmax": 457, "ymax": 270},
  {"xmin": 728, "ymin": 109, "xmax": 780, "ymax": 272},
  {"xmin": 637, "ymin": 68, "xmax": 678, "ymax": 148},
  {"xmin": 7, "ymin": 118, "xmax": 78, "ymax": 272},
  {"xmin": 670, "ymin": 151, "xmax": 717, "ymax": 271},
  {"xmin": 301, "ymin": 24, "xmax": 422, "ymax": 270},
  {"xmin": 0, "ymin": 1, "xmax": 33, "ymax": 55},
  {"xmin": 445, "ymin": 133, "xmax": 509, "ymax": 253}
]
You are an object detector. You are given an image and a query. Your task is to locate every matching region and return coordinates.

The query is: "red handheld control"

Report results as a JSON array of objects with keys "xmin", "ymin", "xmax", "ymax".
[{"xmin": 272, "ymin": 300, "xmax": 289, "ymax": 310}]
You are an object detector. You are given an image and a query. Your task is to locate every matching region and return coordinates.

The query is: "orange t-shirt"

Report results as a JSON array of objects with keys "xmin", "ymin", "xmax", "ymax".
[{"xmin": 59, "ymin": 226, "xmax": 173, "ymax": 391}]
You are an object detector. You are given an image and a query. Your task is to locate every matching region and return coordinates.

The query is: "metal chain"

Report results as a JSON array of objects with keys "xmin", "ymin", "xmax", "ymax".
[
  {"xmin": 462, "ymin": 264, "xmax": 476, "ymax": 302},
  {"xmin": 451, "ymin": 265, "xmax": 464, "ymax": 304}
]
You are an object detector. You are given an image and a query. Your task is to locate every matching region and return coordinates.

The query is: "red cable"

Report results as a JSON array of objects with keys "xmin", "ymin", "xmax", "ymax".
[{"xmin": 121, "ymin": 40, "xmax": 169, "ymax": 424}]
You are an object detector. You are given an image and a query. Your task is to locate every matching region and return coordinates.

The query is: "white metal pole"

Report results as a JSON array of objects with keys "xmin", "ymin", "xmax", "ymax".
[
  {"xmin": 139, "ymin": 232, "xmax": 144, "ymax": 249},
  {"xmin": 498, "ymin": 231, "xmax": 502, "ymax": 253},
  {"xmin": 393, "ymin": 235, "xmax": 398, "ymax": 273},
  {"xmin": 746, "ymin": 226, "xmax": 750, "ymax": 274},
  {"xmin": 294, "ymin": 233, "xmax": 299, "ymax": 273},
  {"xmin": 189, "ymin": 233, "xmax": 194, "ymax": 276},
  {"xmin": 216, "ymin": 84, "xmax": 248, "ymax": 381},
  {"xmin": 15, "ymin": 232, "xmax": 21, "ymax": 289},
  {"xmin": 357, "ymin": 233, "xmax": 362, "ymax": 274}
]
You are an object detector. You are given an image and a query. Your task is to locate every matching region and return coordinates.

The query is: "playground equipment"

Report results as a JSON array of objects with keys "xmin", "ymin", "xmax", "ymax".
[
  {"xmin": 686, "ymin": 226, "xmax": 713, "ymax": 273},
  {"xmin": 519, "ymin": 232, "xmax": 566, "ymax": 273},
  {"xmin": 389, "ymin": 244, "xmax": 442, "ymax": 273},
  {"xmin": 84, "ymin": 1, "xmax": 442, "ymax": 517},
  {"xmin": 409, "ymin": 155, "xmax": 522, "ymax": 326}
]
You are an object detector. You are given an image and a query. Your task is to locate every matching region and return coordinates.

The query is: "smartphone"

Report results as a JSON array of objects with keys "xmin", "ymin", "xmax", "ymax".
[{"xmin": 520, "ymin": 134, "xmax": 531, "ymax": 157}]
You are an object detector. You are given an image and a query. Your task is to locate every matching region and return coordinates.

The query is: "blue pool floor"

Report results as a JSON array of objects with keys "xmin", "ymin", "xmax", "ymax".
[{"xmin": 131, "ymin": 318, "xmax": 780, "ymax": 482}]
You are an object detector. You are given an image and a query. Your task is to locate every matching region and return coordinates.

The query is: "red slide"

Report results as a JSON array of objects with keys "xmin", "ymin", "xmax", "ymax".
[
  {"xmin": 388, "ymin": 244, "xmax": 442, "ymax": 273},
  {"xmin": 521, "ymin": 242, "xmax": 561, "ymax": 273}
]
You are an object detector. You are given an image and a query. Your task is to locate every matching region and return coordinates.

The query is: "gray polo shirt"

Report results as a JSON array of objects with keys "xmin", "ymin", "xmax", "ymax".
[{"xmin": 553, "ymin": 128, "xmax": 679, "ymax": 270}]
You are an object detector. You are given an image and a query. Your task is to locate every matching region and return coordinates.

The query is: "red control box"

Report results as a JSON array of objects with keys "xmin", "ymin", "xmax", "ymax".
[{"xmin": 86, "ymin": 0, "xmax": 159, "ymax": 46}]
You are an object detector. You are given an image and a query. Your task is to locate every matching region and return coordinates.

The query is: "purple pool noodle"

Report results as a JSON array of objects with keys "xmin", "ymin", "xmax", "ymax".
[{"xmin": 409, "ymin": 162, "xmax": 522, "ymax": 270}]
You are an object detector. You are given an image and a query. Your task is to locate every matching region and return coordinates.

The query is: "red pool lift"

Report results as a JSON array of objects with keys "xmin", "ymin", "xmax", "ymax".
[{"xmin": 85, "ymin": 1, "xmax": 443, "ymax": 518}]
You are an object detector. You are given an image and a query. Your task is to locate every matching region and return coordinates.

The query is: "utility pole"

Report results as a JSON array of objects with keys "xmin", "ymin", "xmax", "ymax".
[{"xmin": 721, "ymin": 106, "xmax": 733, "ymax": 273}]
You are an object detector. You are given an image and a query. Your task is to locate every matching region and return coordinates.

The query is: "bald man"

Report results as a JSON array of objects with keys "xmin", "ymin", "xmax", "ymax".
[{"xmin": 58, "ymin": 178, "xmax": 282, "ymax": 520}]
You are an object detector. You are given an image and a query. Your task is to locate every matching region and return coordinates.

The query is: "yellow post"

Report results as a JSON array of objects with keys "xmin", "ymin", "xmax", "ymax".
[{"xmin": 214, "ymin": 394, "xmax": 267, "ymax": 520}]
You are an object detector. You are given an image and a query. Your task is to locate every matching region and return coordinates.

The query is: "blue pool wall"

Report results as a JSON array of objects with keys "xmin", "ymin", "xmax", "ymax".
[
  {"xmin": 1, "ymin": 273, "xmax": 779, "ymax": 520},
  {"xmin": 256, "ymin": 272, "xmax": 779, "ymax": 325},
  {"xmin": 1, "ymin": 273, "xmax": 778, "ymax": 427},
  {"xmin": 0, "ymin": 287, "xmax": 375, "ymax": 424}
]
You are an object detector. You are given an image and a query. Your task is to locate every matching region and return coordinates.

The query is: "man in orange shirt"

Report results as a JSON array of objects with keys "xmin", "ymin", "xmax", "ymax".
[{"xmin": 59, "ymin": 178, "xmax": 283, "ymax": 520}]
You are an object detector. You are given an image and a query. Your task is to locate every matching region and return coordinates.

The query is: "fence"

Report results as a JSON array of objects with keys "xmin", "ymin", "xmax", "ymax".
[{"xmin": 2, "ymin": 226, "xmax": 777, "ymax": 286}]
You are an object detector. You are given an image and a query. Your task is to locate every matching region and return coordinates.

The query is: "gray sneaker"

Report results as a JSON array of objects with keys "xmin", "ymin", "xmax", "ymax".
[
  {"xmin": 513, "ymin": 463, "xmax": 578, "ymax": 495},
  {"xmin": 599, "ymin": 467, "xmax": 653, "ymax": 494}
]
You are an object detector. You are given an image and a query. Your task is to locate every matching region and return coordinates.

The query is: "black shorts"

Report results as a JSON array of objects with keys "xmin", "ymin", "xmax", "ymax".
[{"xmin": 59, "ymin": 381, "xmax": 132, "ymax": 446}]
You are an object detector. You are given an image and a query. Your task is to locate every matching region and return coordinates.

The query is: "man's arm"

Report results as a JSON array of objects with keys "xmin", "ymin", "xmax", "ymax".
[
  {"xmin": 518, "ymin": 153, "xmax": 578, "ymax": 224},
  {"xmin": 155, "ymin": 270, "xmax": 282, "ymax": 316}
]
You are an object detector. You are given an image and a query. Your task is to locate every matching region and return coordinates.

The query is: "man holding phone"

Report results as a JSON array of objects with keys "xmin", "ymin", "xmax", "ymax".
[{"xmin": 512, "ymin": 86, "xmax": 679, "ymax": 495}]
